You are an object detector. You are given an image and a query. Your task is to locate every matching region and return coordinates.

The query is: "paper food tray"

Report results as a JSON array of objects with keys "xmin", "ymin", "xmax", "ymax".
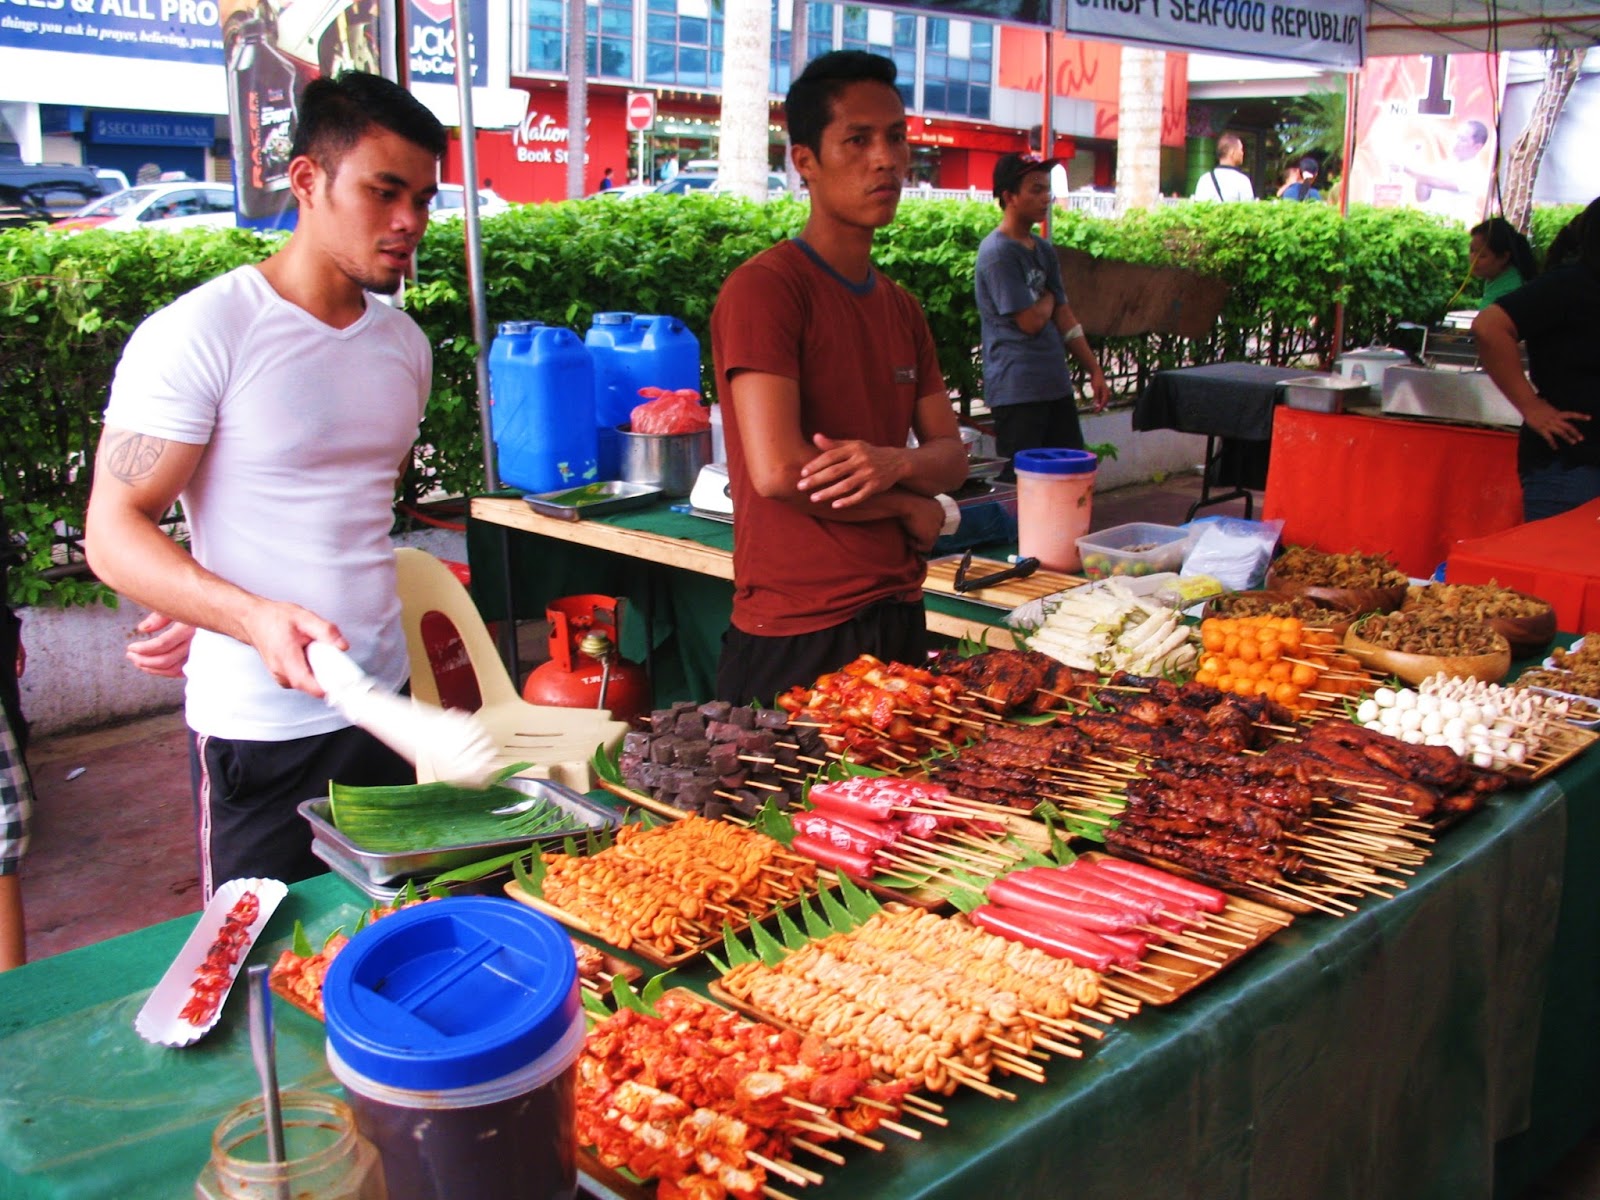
[{"xmin": 133, "ymin": 877, "xmax": 287, "ymax": 1048}]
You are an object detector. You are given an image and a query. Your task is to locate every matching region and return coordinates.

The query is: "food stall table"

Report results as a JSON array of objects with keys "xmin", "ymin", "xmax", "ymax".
[
  {"xmin": 1133, "ymin": 363, "xmax": 1326, "ymax": 520},
  {"xmin": 2, "ymin": 736, "xmax": 1597, "ymax": 1199},
  {"xmin": 1447, "ymin": 498, "xmax": 1600, "ymax": 635},
  {"xmin": 1262, "ymin": 408, "xmax": 1522, "ymax": 579},
  {"xmin": 465, "ymin": 495, "xmax": 1019, "ymax": 704}
]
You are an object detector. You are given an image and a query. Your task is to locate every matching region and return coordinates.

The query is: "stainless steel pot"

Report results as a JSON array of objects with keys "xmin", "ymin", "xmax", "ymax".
[{"xmin": 617, "ymin": 424, "xmax": 713, "ymax": 497}]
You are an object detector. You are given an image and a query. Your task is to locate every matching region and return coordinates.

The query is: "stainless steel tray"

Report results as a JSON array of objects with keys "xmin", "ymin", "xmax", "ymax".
[
  {"xmin": 522, "ymin": 480, "xmax": 662, "ymax": 521},
  {"xmin": 298, "ymin": 776, "xmax": 620, "ymax": 884}
]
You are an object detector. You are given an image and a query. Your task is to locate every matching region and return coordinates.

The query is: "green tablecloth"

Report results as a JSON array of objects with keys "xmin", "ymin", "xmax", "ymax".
[
  {"xmin": 2, "ymin": 742, "xmax": 1596, "ymax": 1200},
  {"xmin": 466, "ymin": 499, "xmax": 1013, "ymax": 704}
]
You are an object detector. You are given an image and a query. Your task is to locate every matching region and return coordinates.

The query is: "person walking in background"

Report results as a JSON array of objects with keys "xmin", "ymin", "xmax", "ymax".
[
  {"xmin": 84, "ymin": 73, "xmax": 448, "ymax": 899},
  {"xmin": 710, "ymin": 50, "xmax": 967, "ymax": 707},
  {"xmin": 599, "ymin": 167, "xmax": 615, "ymax": 191},
  {"xmin": 0, "ymin": 497, "xmax": 30, "ymax": 969},
  {"xmin": 1192, "ymin": 133, "xmax": 1255, "ymax": 202},
  {"xmin": 975, "ymin": 152, "xmax": 1110, "ymax": 483},
  {"xmin": 1279, "ymin": 156, "xmax": 1322, "ymax": 201}
]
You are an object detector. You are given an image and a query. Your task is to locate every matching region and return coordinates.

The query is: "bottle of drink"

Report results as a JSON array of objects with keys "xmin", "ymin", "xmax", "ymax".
[{"xmin": 227, "ymin": 16, "xmax": 300, "ymax": 219}]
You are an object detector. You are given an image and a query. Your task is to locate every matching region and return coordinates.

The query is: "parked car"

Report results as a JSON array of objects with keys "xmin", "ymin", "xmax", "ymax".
[
  {"xmin": 53, "ymin": 182, "xmax": 237, "ymax": 232},
  {"xmin": 429, "ymin": 184, "xmax": 512, "ymax": 218},
  {"xmin": 588, "ymin": 183, "xmax": 656, "ymax": 201},
  {"xmin": 0, "ymin": 162, "xmax": 110, "ymax": 229},
  {"xmin": 652, "ymin": 171, "xmax": 787, "ymax": 197}
]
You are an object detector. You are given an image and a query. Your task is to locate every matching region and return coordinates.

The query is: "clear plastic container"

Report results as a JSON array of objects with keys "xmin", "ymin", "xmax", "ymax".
[
  {"xmin": 1075, "ymin": 521, "xmax": 1191, "ymax": 580},
  {"xmin": 1014, "ymin": 448, "xmax": 1098, "ymax": 573},
  {"xmin": 195, "ymin": 1090, "xmax": 385, "ymax": 1200}
]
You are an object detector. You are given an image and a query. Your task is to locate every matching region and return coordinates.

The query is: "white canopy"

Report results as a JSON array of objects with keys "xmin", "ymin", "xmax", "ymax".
[{"xmin": 1367, "ymin": 0, "xmax": 1600, "ymax": 58}]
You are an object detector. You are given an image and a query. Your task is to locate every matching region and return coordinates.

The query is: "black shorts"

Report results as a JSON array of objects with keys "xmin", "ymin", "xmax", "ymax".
[
  {"xmin": 190, "ymin": 724, "xmax": 412, "ymax": 899},
  {"xmin": 715, "ymin": 599, "xmax": 929, "ymax": 706},
  {"xmin": 992, "ymin": 398, "xmax": 1086, "ymax": 482}
]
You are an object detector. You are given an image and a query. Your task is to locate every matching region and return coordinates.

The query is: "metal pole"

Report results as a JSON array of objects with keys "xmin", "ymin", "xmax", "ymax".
[
  {"xmin": 452, "ymin": 0, "xmax": 497, "ymax": 493},
  {"xmin": 1330, "ymin": 69, "xmax": 1358, "ymax": 359},
  {"xmin": 1041, "ymin": 29, "xmax": 1054, "ymax": 239}
]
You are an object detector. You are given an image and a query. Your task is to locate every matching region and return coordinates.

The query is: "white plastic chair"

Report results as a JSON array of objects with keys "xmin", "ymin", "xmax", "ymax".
[{"xmin": 394, "ymin": 547, "xmax": 631, "ymax": 791}]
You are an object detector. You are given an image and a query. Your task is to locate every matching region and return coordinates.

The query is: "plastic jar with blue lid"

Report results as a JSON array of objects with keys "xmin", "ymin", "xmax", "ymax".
[
  {"xmin": 1013, "ymin": 448, "xmax": 1098, "ymax": 573},
  {"xmin": 322, "ymin": 897, "xmax": 582, "ymax": 1200}
]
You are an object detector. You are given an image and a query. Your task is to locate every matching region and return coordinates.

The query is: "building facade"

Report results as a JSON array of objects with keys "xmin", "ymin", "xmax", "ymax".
[{"xmin": 1, "ymin": 2, "xmax": 1187, "ymax": 203}]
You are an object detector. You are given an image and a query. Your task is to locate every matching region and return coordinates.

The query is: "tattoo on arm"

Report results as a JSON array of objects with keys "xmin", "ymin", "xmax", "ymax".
[{"xmin": 103, "ymin": 433, "xmax": 167, "ymax": 484}]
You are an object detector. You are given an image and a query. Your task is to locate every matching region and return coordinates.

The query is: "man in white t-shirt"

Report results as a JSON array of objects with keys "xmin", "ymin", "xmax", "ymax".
[
  {"xmin": 1192, "ymin": 133, "xmax": 1256, "ymax": 203},
  {"xmin": 84, "ymin": 73, "xmax": 448, "ymax": 898}
]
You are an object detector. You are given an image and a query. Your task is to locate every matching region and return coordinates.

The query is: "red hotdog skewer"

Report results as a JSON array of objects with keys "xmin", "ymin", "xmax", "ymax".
[
  {"xmin": 790, "ymin": 833, "xmax": 877, "ymax": 880},
  {"xmin": 968, "ymin": 905, "xmax": 1122, "ymax": 972},
  {"xmin": 984, "ymin": 878, "xmax": 1142, "ymax": 934},
  {"xmin": 1091, "ymin": 857, "xmax": 1228, "ymax": 914}
]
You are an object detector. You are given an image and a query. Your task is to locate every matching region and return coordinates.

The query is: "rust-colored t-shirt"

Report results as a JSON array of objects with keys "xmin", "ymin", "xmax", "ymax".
[{"xmin": 711, "ymin": 239, "xmax": 946, "ymax": 637}]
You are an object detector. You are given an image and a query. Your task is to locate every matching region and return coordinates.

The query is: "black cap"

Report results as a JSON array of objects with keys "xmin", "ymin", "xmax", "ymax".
[{"xmin": 993, "ymin": 152, "xmax": 1059, "ymax": 200}]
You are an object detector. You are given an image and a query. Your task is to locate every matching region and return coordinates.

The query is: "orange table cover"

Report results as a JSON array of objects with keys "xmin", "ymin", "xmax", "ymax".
[
  {"xmin": 1447, "ymin": 497, "xmax": 1600, "ymax": 635},
  {"xmin": 1262, "ymin": 408, "xmax": 1522, "ymax": 578}
]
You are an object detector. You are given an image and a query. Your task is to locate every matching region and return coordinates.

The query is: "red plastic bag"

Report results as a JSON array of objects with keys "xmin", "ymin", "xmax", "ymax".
[{"xmin": 630, "ymin": 387, "xmax": 710, "ymax": 435}]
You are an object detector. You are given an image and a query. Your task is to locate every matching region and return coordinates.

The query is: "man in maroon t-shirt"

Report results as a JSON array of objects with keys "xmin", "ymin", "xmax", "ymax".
[{"xmin": 710, "ymin": 51, "xmax": 968, "ymax": 705}]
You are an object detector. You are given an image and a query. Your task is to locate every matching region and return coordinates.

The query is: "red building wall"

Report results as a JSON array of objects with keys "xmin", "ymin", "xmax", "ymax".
[{"xmin": 443, "ymin": 88, "xmax": 630, "ymax": 202}]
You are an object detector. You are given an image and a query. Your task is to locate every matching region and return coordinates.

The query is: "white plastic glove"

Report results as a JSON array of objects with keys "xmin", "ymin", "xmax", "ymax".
[{"xmin": 305, "ymin": 643, "xmax": 500, "ymax": 787}]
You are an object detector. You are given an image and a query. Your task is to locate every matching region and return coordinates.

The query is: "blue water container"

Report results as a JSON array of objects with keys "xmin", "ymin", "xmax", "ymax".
[
  {"xmin": 488, "ymin": 321, "xmax": 598, "ymax": 495},
  {"xmin": 586, "ymin": 312, "xmax": 701, "ymax": 479}
]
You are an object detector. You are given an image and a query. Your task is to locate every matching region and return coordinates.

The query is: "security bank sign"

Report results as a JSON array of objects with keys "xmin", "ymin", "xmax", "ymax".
[
  {"xmin": 0, "ymin": 0, "xmax": 224, "ymax": 64},
  {"xmin": 407, "ymin": 0, "xmax": 485, "ymax": 85},
  {"xmin": 1065, "ymin": 0, "xmax": 1366, "ymax": 70}
]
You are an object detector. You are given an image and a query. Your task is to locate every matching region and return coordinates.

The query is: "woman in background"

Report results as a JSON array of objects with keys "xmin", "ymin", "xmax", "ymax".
[{"xmin": 1469, "ymin": 217, "xmax": 1538, "ymax": 306}]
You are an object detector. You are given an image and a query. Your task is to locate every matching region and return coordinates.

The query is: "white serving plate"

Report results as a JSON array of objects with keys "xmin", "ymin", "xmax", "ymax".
[{"xmin": 133, "ymin": 877, "xmax": 287, "ymax": 1048}]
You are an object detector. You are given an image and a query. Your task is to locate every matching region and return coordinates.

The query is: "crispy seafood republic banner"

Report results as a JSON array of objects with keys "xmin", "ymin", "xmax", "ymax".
[
  {"xmin": 1346, "ymin": 53, "xmax": 1503, "ymax": 228},
  {"xmin": 219, "ymin": 0, "xmax": 392, "ymax": 228},
  {"xmin": 1062, "ymin": 0, "xmax": 1365, "ymax": 71}
]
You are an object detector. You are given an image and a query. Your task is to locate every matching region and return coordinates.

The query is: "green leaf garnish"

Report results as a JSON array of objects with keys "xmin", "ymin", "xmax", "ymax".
[
  {"xmin": 774, "ymin": 904, "xmax": 807, "ymax": 950},
  {"xmin": 591, "ymin": 741, "xmax": 623, "ymax": 786},
  {"xmin": 836, "ymin": 872, "xmax": 882, "ymax": 922},
  {"xmin": 798, "ymin": 892, "xmax": 831, "ymax": 941},
  {"xmin": 752, "ymin": 799, "xmax": 795, "ymax": 847},
  {"xmin": 816, "ymin": 882, "xmax": 858, "ymax": 931},
  {"xmin": 722, "ymin": 923, "xmax": 757, "ymax": 967},
  {"xmin": 640, "ymin": 970, "xmax": 675, "ymax": 1008},
  {"xmin": 582, "ymin": 988, "xmax": 613, "ymax": 1020},
  {"xmin": 291, "ymin": 920, "xmax": 314, "ymax": 959},
  {"xmin": 749, "ymin": 919, "xmax": 788, "ymax": 968}
]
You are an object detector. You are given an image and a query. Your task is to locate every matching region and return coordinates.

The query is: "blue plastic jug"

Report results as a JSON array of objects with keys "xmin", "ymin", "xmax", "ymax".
[
  {"xmin": 488, "ymin": 321, "xmax": 598, "ymax": 495},
  {"xmin": 586, "ymin": 312, "xmax": 701, "ymax": 479}
]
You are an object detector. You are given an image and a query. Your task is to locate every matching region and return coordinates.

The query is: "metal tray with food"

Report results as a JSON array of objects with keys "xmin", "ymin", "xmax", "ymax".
[
  {"xmin": 299, "ymin": 776, "xmax": 621, "ymax": 885},
  {"xmin": 522, "ymin": 480, "xmax": 663, "ymax": 521}
]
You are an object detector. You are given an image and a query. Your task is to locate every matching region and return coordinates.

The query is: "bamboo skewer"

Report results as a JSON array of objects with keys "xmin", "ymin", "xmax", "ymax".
[
  {"xmin": 789, "ymin": 1138, "xmax": 847, "ymax": 1166},
  {"xmin": 749, "ymin": 1150, "xmax": 819, "ymax": 1188},
  {"xmin": 762, "ymin": 1185, "xmax": 801, "ymax": 1200}
]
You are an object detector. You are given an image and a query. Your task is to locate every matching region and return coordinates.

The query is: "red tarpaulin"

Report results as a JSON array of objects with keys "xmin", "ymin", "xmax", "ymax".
[
  {"xmin": 1262, "ymin": 408, "xmax": 1522, "ymax": 580},
  {"xmin": 1448, "ymin": 498, "xmax": 1600, "ymax": 635}
]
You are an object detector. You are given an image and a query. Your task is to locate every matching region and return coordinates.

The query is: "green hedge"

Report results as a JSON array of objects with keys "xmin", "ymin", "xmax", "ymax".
[{"xmin": 1, "ymin": 198, "xmax": 1582, "ymax": 606}]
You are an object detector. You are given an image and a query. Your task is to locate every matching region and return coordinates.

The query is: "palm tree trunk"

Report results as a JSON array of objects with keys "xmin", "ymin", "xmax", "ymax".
[
  {"xmin": 786, "ymin": 0, "xmax": 808, "ymax": 193},
  {"xmin": 1502, "ymin": 47, "xmax": 1580, "ymax": 233},
  {"xmin": 720, "ymin": 0, "xmax": 773, "ymax": 202},
  {"xmin": 1115, "ymin": 48, "xmax": 1164, "ymax": 212},
  {"xmin": 565, "ymin": 0, "xmax": 588, "ymax": 199}
]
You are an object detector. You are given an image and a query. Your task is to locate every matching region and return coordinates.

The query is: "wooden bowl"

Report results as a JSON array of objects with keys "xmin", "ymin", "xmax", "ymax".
[
  {"xmin": 1265, "ymin": 569, "xmax": 1407, "ymax": 616},
  {"xmin": 1342, "ymin": 624, "xmax": 1511, "ymax": 687},
  {"xmin": 1399, "ymin": 588, "xmax": 1557, "ymax": 655}
]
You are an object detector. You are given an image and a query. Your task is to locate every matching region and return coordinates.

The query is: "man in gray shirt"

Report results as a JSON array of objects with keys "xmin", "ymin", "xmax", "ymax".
[{"xmin": 975, "ymin": 152, "xmax": 1109, "ymax": 481}]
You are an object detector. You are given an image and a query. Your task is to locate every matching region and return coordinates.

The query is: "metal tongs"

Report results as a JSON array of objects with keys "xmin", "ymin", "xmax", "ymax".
[{"xmin": 953, "ymin": 550, "xmax": 1040, "ymax": 593}]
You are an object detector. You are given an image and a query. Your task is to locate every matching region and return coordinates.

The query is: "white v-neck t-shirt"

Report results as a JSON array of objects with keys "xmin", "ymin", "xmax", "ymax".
[{"xmin": 105, "ymin": 265, "xmax": 431, "ymax": 740}]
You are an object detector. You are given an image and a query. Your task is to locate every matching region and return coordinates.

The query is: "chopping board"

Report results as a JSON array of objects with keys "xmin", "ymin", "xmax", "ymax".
[{"xmin": 924, "ymin": 555, "xmax": 1086, "ymax": 610}]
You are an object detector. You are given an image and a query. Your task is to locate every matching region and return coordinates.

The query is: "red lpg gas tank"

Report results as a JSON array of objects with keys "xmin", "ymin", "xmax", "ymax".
[{"xmin": 522, "ymin": 594, "xmax": 651, "ymax": 724}]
